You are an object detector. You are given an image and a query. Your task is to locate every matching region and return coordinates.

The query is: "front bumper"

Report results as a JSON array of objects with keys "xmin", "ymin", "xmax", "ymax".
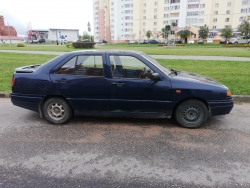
[
  {"xmin": 208, "ymin": 98, "xmax": 234, "ymax": 116},
  {"xmin": 11, "ymin": 93, "xmax": 43, "ymax": 113}
]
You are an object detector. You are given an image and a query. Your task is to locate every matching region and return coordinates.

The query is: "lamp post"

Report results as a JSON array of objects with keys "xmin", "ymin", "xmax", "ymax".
[
  {"xmin": 87, "ymin": 21, "xmax": 91, "ymax": 41},
  {"xmin": 104, "ymin": 6, "xmax": 112, "ymax": 45},
  {"xmin": 0, "ymin": 15, "xmax": 11, "ymax": 45}
]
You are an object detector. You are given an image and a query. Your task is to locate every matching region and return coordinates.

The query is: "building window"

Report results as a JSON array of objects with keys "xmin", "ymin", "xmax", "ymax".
[
  {"xmin": 214, "ymin": 11, "xmax": 218, "ymax": 15},
  {"xmin": 226, "ymin": 10, "xmax": 230, "ymax": 14},
  {"xmin": 241, "ymin": 8, "xmax": 248, "ymax": 13},
  {"xmin": 164, "ymin": 7, "xmax": 169, "ymax": 11},
  {"xmin": 215, "ymin": 3, "xmax": 219, "ymax": 7},
  {"xmin": 154, "ymin": 15, "xmax": 157, "ymax": 19},
  {"xmin": 144, "ymin": 3, "xmax": 146, "ymax": 7},
  {"xmin": 227, "ymin": 2, "xmax": 232, "ymax": 6},
  {"xmin": 199, "ymin": 11, "xmax": 204, "ymax": 15},
  {"xmin": 188, "ymin": 4, "xmax": 199, "ymax": 9},
  {"xmin": 143, "ymin": 16, "xmax": 146, "ymax": 19},
  {"xmin": 155, "ymin": 2, "xmax": 158, "ymax": 5},
  {"xmin": 171, "ymin": 5, "xmax": 180, "ymax": 10},
  {"xmin": 225, "ymin": 18, "xmax": 230, "ymax": 22},
  {"xmin": 154, "ymin": 8, "xmax": 157, "ymax": 12},
  {"xmin": 187, "ymin": 11, "xmax": 199, "ymax": 16},
  {"xmin": 213, "ymin": 18, "xmax": 217, "ymax": 22},
  {"xmin": 200, "ymin": 4, "xmax": 205, "ymax": 8},
  {"xmin": 164, "ymin": 14, "xmax": 169, "ymax": 18},
  {"xmin": 239, "ymin": 16, "xmax": 245, "ymax": 21},
  {"xmin": 154, "ymin": 22, "xmax": 157, "ymax": 25},
  {"xmin": 143, "ymin": 22, "xmax": 146, "ymax": 26},
  {"xmin": 165, "ymin": 0, "xmax": 169, "ymax": 3},
  {"xmin": 164, "ymin": 20, "xmax": 169, "ymax": 24},
  {"xmin": 242, "ymin": 0, "xmax": 249, "ymax": 5},
  {"xmin": 143, "ymin": 10, "xmax": 146, "ymax": 13},
  {"xmin": 199, "ymin": 19, "xmax": 204, "ymax": 23},
  {"xmin": 171, "ymin": 0, "xmax": 180, "ymax": 3},
  {"xmin": 213, "ymin": 26, "xmax": 216, "ymax": 29}
]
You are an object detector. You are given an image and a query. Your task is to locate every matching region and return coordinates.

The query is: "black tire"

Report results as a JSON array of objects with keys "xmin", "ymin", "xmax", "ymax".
[
  {"xmin": 175, "ymin": 99, "xmax": 208, "ymax": 128},
  {"xmin": 235, "ymin": 42, "xmax": 238, "ymax": 44},
  {"xmin": 43, "ymin": 97, "xmax": 73, "ymax": 124},
  {"xmin": 248, "ymin": 41, "xmax": 250, "ymax": 44}
]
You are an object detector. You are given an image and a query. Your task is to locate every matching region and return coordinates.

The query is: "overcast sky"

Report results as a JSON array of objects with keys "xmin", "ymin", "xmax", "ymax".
[{"xmin": 0, "ymin": 0, "xmax": 94, "ymax": 36}]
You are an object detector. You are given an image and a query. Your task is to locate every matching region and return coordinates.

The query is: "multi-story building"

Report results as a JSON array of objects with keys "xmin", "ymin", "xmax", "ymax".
[{"xmin": 93, "ymin": 0, "xmax": 250, "ymax": 43}]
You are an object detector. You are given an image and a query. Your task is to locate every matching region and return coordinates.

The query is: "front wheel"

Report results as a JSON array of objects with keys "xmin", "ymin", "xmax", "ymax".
[
  {"xmin": 175, "ymin": 99, "xmax": 208, "ymax": 128},
  {"xmin": 43, "ymin": 97, "xmax": 73, "ymax": 124}
]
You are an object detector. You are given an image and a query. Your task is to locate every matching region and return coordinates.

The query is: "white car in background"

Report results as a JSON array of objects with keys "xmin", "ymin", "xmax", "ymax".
[
  {"xmin": 206, "ymin": 39, "xmax": 213, "ymax": 44},
  {"xmin": 188, "ymin": 40, "xmax": 194, "ymax": 44}
]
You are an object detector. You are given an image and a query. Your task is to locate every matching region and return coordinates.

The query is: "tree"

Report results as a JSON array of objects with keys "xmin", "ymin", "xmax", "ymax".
[
  {"xmin": 81, "ymin": 31, "xmax": 91, "ymax": 40},
  {"xmin": 198, "ymin": 24, "xmax": 209, "ymax": 39},
  {"xmin": 177, "ymin": 30, "xmax": 190, "ymax": 43},
  {"xmin": 221, "ymin": 25, "xmax": 233, "ymax": 41},
  {"xmin": 171, "ymin": 22, "xmax": 177, "ymax": 27},
  {"xmin": 238, "ymin": 20, "xmax": 250, "ymax": 36},
  {"xmin": 161, "ymin": 25, "xmax": 171, "ymax": 43},
  {"xmin": 146, "ymin": 30, "xmax": 152, "ymax": 39}
]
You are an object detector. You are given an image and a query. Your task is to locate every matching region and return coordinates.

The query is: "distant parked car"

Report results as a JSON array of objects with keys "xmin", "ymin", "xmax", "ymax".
[
  {"xmin": 188, "ymin": 40, "xmax": 194, "ymax": 44},
  {"xmin": 38, "ymin": 39, "xmax": 46, "ymax": 43},
  {"xmin": 169, "ymin": 39, "xmax": 182, "ymax": 44},
  {"xmin": 206, "ymin": 39, "xmax": 213, "ymax": 44},
  {"xmin": 138, "ymin": 40, "xmax": 148, "ymax": 44},
  {"xmin": 129, "ymin": 40, "xmax": 138, "ymax": 44},
  {"xmin": 220, "ymin": 39, "xmax": 227, "ymax": 44},
  {"xmin": 29, "ymin": 39, "xmax": 39, "ymax": 43},
  {"xmin": 148, "ymin": 40, "xmax": 159, "ymax": 44},
  {"xmin": 234, "ymin": 36, "xmax": 250, "ymax": 44},
  {"xmin": 197, "ymin": 38, "xmax": 204, "ymax": 44},
  {"xmin": 228, "ymin": 38, "xmax": 237, "ymax": 44}
]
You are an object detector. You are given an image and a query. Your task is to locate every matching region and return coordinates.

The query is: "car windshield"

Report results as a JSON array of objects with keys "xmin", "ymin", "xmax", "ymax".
[{"xmin": 141, "ymin": 53, "xmax": 171, "ymax": 75}]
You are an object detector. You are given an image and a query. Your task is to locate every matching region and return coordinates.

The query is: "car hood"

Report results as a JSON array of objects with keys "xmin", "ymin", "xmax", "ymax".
[{"xmin": 175, "ymin": 71, "xmax": 226, "ymax": 87}]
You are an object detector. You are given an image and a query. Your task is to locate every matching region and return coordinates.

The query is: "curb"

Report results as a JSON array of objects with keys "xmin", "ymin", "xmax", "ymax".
[{"xmin": 1, "ymin": 92, "xmax": 250, "ymax": 103}]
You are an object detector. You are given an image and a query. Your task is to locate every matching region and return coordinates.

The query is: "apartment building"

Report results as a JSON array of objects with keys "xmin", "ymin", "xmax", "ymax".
[{"xmin": 93, "ymin": 0, "xmax": 250, "ymax": 43}]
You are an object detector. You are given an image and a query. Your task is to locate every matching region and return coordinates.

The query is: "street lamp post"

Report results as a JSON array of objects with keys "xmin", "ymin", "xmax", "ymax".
[
  {"xmin": 0, "ymin": 15, "xmax": 11, "ymax": 45},
  {"xmin": 104, "ymin": 6, "xmax": 112, "ymax": 45}
]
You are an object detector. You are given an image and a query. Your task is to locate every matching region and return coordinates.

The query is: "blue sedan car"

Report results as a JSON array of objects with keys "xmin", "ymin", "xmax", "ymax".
[{"xmin": 11, "ymin": 50, "xmax": 233, "ymax": 128}]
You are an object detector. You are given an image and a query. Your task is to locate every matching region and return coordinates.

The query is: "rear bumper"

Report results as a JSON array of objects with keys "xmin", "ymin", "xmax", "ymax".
[
  {"xmin": 208, "ymin": 98, "xmax": 234, "ymax": 116},
  {"xmin": 11, "ymin": 93, "xmax": 43, "ymax": 113}
]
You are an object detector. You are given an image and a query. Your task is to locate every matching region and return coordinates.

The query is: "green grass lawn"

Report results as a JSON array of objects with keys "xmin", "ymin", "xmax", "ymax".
[
  {"xmin": 1, "ymin": 43, "xmax": 250, "ymax": 57},
  {"xmin": 0, "ymin": 52, "xmax": 249, "ymax": 95}
]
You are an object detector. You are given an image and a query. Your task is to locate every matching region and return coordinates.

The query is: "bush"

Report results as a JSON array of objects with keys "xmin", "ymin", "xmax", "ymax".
[
  {"xmin": 223, "ymin": 44, "xmax": 250, "ymax": 47},
  {"xmin": 66, "ymin": 43, "xmax": 72, "ymax": 48},
  {"xmin": 72, "ymin": 42, "xmax": 96, "ymax": 48},
  {"xmin": 158, "ymin": 44, "xmax": 185, "ymax": 46},
  {"xmin": 17, "ymin": 43, "xmax": 25, "ymax": 47}
]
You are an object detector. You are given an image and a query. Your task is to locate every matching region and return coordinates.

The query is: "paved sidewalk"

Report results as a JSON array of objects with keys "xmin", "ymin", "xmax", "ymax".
[{"xmin": 1, "ymin": 50, "xmax": 250, "ymax": 61}]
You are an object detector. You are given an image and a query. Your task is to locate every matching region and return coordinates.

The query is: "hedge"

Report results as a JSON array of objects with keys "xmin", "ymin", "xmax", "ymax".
[
  {"xmin": 223, "ymin": 44, "xmax": 250, "ymax": 47},
  {"xmin": 158, "ymin": 44, "xmax": 185, "ymax": 46},
  {"xmin": 72, "ymin": 42, "xmax": 96, "ymax": 48}
]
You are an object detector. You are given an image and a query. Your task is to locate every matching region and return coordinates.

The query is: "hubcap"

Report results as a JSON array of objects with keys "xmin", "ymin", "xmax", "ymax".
[
  {"xmin": 183, "ymin": 106, "xmax": 200, "ymax": 122},
  {"xmin": 47, "ymin": 102, "xmax": 65, "ymax": 120}
]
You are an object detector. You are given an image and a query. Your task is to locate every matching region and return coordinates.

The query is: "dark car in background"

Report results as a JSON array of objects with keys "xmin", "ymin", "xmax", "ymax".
[
  {"xmin": 169, "ymin": 39, "xmax": 182, "ymax": 44},
  {"xmin": 10, "ymin": 50, "xmax": 233, "ymax": 128},
  {"xmin": 38, "ymin": 39, "xmax": 46, "ymax": 43},
  {"xmin": 220, "ymin": 39, "xmax": 227, "ymax": 44},
  {"xmin": 139, "ymin": 40, "xmax": 149, "ymax": 44},
  {"xmin": 148, "ymin": 40, "xmax": 159, "ymax": 44}
]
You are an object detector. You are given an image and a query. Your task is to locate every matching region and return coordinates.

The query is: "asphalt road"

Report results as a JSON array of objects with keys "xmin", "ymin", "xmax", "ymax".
[{"xmin": 0, "ymin": 98, "xmax": 250, "ymax": 188}]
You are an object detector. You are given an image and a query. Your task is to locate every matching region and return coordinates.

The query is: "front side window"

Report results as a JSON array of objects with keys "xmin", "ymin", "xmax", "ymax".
[
  {"xmin": 110, "ymin": 55, "xmax": 153, "ymax": 79},
  {"xmin": 56, "ymin": 55, "xmax": 104, "ymax": 77}
]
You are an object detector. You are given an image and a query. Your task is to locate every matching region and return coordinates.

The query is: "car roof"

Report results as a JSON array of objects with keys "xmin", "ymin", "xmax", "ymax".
[{"xmin": 68, "ymin": 50, "xmax": 146, "ymax": 56}]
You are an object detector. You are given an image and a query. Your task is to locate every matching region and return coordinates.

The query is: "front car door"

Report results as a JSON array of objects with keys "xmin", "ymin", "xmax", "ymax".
[
  {"xmin": 106, "ymin": 52, "xmax": 172, "ymax": 117},
  {"xmin": 50, "ymin": 53, "xmax": 109, "ymax": 114}
]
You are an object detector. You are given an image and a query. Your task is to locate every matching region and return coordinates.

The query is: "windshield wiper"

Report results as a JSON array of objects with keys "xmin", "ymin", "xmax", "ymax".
[{"xmin": 169, "ymin": 68, "xmax": 178, "ymax": 76}]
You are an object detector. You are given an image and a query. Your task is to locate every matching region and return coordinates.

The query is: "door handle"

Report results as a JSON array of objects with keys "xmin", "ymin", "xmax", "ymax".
[{"xmin": 112, "ymin": 82, "xmax": 124, "ymax": 86}]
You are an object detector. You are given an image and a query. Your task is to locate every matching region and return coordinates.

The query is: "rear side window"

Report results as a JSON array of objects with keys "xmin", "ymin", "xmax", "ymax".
[{"xmin": 56, "ymin": 55, "xmax": 104, "ymax": 77}]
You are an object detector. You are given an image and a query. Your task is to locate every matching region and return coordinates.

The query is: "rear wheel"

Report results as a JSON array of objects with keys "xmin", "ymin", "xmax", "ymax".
[
  {"xmin": 43, "ymin": 97, "xmax": 73, "ymax": 124},
  {"xmin": 175, "ymin": 99, "xmax": 208, "ymax": 128}
]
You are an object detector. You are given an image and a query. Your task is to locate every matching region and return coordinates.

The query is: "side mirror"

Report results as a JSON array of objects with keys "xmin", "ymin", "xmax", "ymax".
[{"xmin": 150, "ymin": 73, "xmax": 161, "ymax": 81}]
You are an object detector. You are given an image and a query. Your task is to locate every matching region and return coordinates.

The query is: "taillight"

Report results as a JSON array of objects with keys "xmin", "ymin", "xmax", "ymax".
[{"xmin": 11, "ymin": 77, "xmax": 15, "ymax": 86}]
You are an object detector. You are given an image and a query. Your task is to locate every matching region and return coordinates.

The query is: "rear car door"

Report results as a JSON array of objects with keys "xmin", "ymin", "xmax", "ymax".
[
  {"xmin": 106, "ymin": 53, "xmax": 172, "ymax": 114},
  {"xmin": 50, "ymin": 53, "xmax": 109, "ymax": 114}
]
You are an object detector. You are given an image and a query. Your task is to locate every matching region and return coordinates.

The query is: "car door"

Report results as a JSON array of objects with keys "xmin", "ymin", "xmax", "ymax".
[
  {"xmin": 50, "ymin": 54, "xmax": 109, "ymax": 113},
  {"xmin": 106, "ymin": 53, "xmax": 171, "ymax": 114}
]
